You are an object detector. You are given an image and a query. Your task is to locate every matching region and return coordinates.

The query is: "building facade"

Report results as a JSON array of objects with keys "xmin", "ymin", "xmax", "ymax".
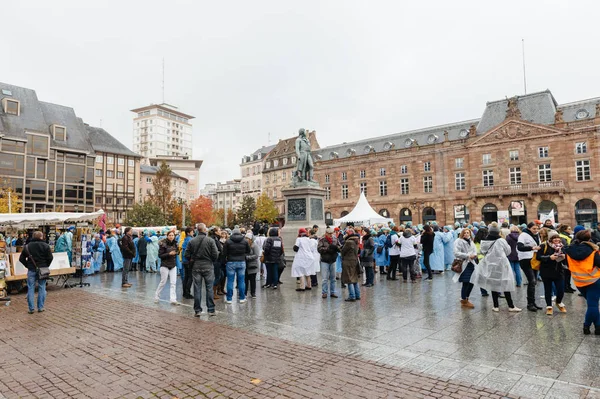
[
  {"xmin": 131, "ymin": 104, "xmax": 194, "ymax": 158},
  {"xmin": 87, "ymin": 126, "xmax": 142, "ymax": 224},
  {"xmin": 262, "ymin": 131, "xmax": 320, "ymax": 216},
  {"xmin": 214, "ymin": 180, "xmax": 242, "ymax": 216},
  {"xmin": 314, "ymin": 90, "xmax": 600, "ymax": 229},
  {"xmin": 240, "ymin": 145, "xmax": 274, "ymax": 200},
  {"xmin": 139, "ymin": 164, "xmax": 188, "ymax": 202},
  {"xmin": 148, "ymin": 157, "xmax": 202, "ymax": 202}
]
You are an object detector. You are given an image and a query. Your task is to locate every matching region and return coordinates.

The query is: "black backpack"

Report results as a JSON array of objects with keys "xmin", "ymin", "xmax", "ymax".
[{"xmin": 384, "ymin": 234, "xmax": 392, "ymax": 249}]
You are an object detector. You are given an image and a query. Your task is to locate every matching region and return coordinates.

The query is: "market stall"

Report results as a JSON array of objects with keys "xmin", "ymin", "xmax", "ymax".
[
  {"xmin": 333, "ymin": 192, "xmax": 394, "ymax": 227},
  {"xmin": 0, "ymin": 210, "xmax": 105, "ymax": 289}
]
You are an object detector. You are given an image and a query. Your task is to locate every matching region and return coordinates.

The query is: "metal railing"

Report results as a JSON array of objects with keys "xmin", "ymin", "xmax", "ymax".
[{"xmin": 472, "ymin": 180, "xmax": 565, "ymax": 197}]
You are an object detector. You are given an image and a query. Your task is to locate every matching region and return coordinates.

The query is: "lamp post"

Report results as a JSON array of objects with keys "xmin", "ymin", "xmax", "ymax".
[{"xmin": 411, "ymin": 202, "xmax": 423, "ymax": 225}]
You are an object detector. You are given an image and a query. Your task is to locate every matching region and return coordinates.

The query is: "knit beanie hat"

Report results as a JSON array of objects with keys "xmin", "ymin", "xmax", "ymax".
[
  {"xmin": 488, "ymin": 224, "xmax": 500, "ymax": 235},
  {"xmin": 573, "ymin": 225, "xmax": 586, "ymax": 234},
  {"xmin": 547, "ymin": 230, "xmax": 560, "ymax": 241}
]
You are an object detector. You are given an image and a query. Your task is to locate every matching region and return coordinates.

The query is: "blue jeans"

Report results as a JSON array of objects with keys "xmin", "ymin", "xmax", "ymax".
[
  {"xmin": 226, "ymin": 261, "xmax": 246, "ymax": 301},
  {"xmin": 347, "ymin": 282, "xmax": 360, "ymax": 299},
  {"xmin": 510, "ymin": 261, "xmax": 522, "ymax": 286},
  {"xmin": 579, "ymin": 279, "xmax": 600, "ymax": 328},
  {"xmin": 193, "ymin": 268, "xmax": 215, "ymax": 313},
  {"xmin": 27, "ymin": 270, "xmax": 47, "ymax": 311},
  {"xmin": 320, "ymin": 262, "xmax": 336, "ymax": 295}
]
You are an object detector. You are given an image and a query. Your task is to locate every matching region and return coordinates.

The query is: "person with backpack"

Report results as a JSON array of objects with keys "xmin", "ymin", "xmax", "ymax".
[
  {"xmin": 518, "ymin": 222, "xmax": 542, "ymax": 312},
  {"xmin": 374, "ymin": 228, "xmax": 389, "ymax": 275},
  {"xmin": 262, "ymin": 227, "xmax": 283, "ymax": 290},
  {"xmin": 360, "ymin": 229, "xmax": 376, "ymax": 287}
]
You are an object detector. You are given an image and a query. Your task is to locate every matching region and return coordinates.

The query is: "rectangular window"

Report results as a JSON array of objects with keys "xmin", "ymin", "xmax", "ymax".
[
  {"xmin": 509, "ymin": 167, "xmax": 522, "ymax": 185},
  {"xmin": 576, "ymin": 142, "xmax": 587, "ymax": 154},
  {"xmin": 128, "ymin": 159, "xmax": 135, "ymax": 167},
  {"xmin": 53, "ymin": 125, "xmax": 66, "ymax": 141},
  {"xmin": 118, "ymin": 158, "xmax": 124, "ymax": 166},
  {"xmin": 379, "ymin": 180, "xmax": 387, "ymax": 196},
  {"xmin": 0, "ymin": 153, "xmax": 24, "ymax": 176},
  {"xmin": 4, "ymin": 99, "xmax": 20, "ymax": 115},
  {"xmin": 360, "ymin": 170, "xmax": 366, "ymax": 179},
  {"xmin": 107, "ymin": 156, "xmax": 114, "ymax": 165},
  {"xmin": 117, "ymin": 184, "xmax": 124, "ymax": 192},
  {"xmin": 27, "ymin": 135, "xmax": 49, "ymax": 157},
  {"xmin": 325, "ymin": 186, "xmax": 331, "ymax": 200},
  {"xmin": 145, "ymin": 177, "xmax": 152, "ymax": 183},
  {"xmin": 95, "ymin": 196, "xmax": 102, "ymax": 204},
  {"xmin": 455, "ymin": 158, "xmax": 464, "ymax": 169},
  {"xmin": 576, "ymin": 160, "xmax": 591, "ymax": 181},
  {"xmin": 455, "ymin": 173, "xmax": 465, "ymax": 191},
  {"xmin": 401, "ymin": 165, "xmax": 407, "ymax": 174},
  {"xmin": 538, "ymin": 164, "xmax": 552, "ymax": 182},
  {"xmin": 538, "ymin": 146, "xmax": 549, "ymax": 158},
  {"xmin": 325, "ymin": 174, "xmax": 330, "ymax": 183},
  {"xmin": 483, "ymin": 154, "xmax": 492, "ymax": 165},
  {"xmin": 424, "ymin": 161, "xmax": 431, "ymax": 172},
  {"xmin": 106, "ymin": 183, "xmax": 113, "ymax": 191},
  {"xmin": 483, "ymin": 170, "xmax": 494, "ymax": 187},
  {"xmin": 400, "ymin": 178, "xmax": 409, "ymax": 195},
  {"xmin": 341, "ymin": 185, "xmax": 348, "ymax": 199},
  {"xmin": 380, "ymin": 168, "xmax": 386, "ymax": 177},
  {"xmin": 282, "ymin": 171, "xmax": 286, "ymax": 180},
  {"xmin": 117, "ymin": 171, "xmax": 124, "ymax": 179},
  {"xmin": 127, "ymin": 186, "xmax": 134, "ymax": 193},
  {"xmin": 423, "ymin": 176, "xmax": 433, "ymax": 193},
  {"xmin": 36, "ymin": 159, "xmax": 46, "ymax": 179},
  {"xmin": 360, "ymin": 182, "xmax": 367, "ymax": 196},
  {"xmin": 509, "ymin": 150, "xmax": 519, "ymax": 161},
  {"xmin": 107, "ymin": 170, "xmax": 114, "ymax": 178},
  {"xmin": 96, "ymin": 155, "xmax": 103, "ymax": 163},
  {"xmin": 342, "ymin": 172, "xmax": 347, "ymax": 181}
]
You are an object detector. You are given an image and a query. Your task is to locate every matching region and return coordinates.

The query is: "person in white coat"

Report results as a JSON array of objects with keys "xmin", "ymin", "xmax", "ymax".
[
  {"xmin": 453, "ymin": 228, "xmax": 478, "ymax": 308},
  {"xmin": 292, "ymin": 228, "xmax": 315, "ymax": 291},
  {"xmin": 471, "ymin": 224, "xmax": 522, "ymax": 312}
]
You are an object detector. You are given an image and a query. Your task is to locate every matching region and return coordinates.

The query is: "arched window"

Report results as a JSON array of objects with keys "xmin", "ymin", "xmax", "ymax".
[
  {"xmin": 422, "ymin": 207, "xmax": 436, "ymax": 222},
  {"xmin": 400, "ymin": 208, "xmax": 412, "ymax": 222},
  {"xmin": 341, "ymin": 211, "xmax": 349, "ymax": 217}
]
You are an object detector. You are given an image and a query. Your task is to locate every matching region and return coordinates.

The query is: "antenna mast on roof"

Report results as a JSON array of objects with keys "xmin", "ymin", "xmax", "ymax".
[
  {"xmin": 522, "ymin": 39, "xmax": 527, "ymax": 95},
  {"xmin": 162, "ymin": 57, "xmax": 165, "ymax": 103}
]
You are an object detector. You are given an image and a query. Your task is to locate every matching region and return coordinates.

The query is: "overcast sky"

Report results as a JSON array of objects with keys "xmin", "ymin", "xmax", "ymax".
[{"xmin": 3, "ymin": 1, "xmax": 600, "ymax": 186}]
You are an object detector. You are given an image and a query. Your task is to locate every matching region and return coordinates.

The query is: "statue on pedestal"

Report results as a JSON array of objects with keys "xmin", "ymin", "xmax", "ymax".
[{"xmin": 293, "ymin": 128, "xmax": 317, "ymax": 186}]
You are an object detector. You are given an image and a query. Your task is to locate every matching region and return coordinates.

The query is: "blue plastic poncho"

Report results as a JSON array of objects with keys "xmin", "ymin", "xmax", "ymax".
[
  {"xmin": 106, "ymin": 235, "xmax": 123, "ymax": 271},
  {"xmin": 374, "ymin": 234, "xmax": 389, "ymax": 267},
  {"xmin": 91, "ymin": 236, "xmax": 105, "ymax": 273},
  {"xmin": 443, "ymin": 228, "xmax": 455, "ymax": 268},
  {"xmin": 429, "ymin": 231, "xmax": 446, "ymax": 271},
  {"xmin": 132, "ymin": 237, "xmax": 140, "ymax": 264},
  {"xmin": 146, "ymin": 234, "xmax": 159, "ymax": 272}
]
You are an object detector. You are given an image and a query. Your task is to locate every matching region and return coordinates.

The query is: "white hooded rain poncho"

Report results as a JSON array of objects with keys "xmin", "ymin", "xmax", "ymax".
[
  {"xmin": 471, "ymin": 237, "xmax": 516, "ymax": 293},
  {"xmin": 291, "ymin": 236, "xmax": 315, "ymax": 277}
]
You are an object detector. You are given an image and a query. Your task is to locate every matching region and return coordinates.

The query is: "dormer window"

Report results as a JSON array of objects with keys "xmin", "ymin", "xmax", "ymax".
[
  {"xmin": 274, "ymin": 159, "xmax": 279, "ymax": 167},
  {"xmin": 2, "ymin": 98, "xmax": 20, "ymax": 115},
  {"xmin": 52, "ymin": 125, "xmax": 67, "ymax": 141}
]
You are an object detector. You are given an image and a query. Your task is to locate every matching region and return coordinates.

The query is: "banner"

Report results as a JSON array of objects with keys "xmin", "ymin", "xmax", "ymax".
[
  {"xmin": 510, "ymin": 200, "xmax": 525, "ymax": 216},
  {"xmin": 454, "ymin": 204, "xmax": 465, "ymax": 219},
  {"xmin": 497, "ymin": 210, "xmax": 509, "ymax": 224},
  {"xmin": 539, "ymin": 209, "xmax": 555, "ymax": 223}
]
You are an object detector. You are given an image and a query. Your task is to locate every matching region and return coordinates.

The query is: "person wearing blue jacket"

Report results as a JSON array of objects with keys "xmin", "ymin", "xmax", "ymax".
[
  {"xmin": 106, "ymin": 231, "xmax": 123, "ymax": 272},
  {"xmin": 430, "ymin": 225, "xmax": 447, "ymax": 273},
  {"xmin": 443, "ymin": 226, "xmax": 456, "ymax": 271},
  {"xmin": 374, "ymin": 228, "xmax": 390, "ymax": 274},
  {"xmin": 91, "ymin": 234, "xmax": 105, "ymax": 273},
  {"xmin": 131, "ymin": 232, "xmax": 140, "ymax": 271}
]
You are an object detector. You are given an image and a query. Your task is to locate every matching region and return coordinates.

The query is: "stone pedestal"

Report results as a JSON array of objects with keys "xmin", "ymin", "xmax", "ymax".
[{"xmin": 281, "ymin": 185, "xmax": 326, "ymax": 260}]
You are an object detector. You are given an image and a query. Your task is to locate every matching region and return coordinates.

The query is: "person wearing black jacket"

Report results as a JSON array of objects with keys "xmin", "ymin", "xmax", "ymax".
[
  {"xmin": 223, "ymin": 228, "xmax": 251, "ymax": 304},
  {"xmin": 137, "ymin": 231, "xmax": 148, "ymax": 272},
  {"xmin": 262, "ymin": 227, "xmax": 284, "ymax": 289},
  {"xmin": 20, "ymin": 231, "xmax": 53, "ymax": 314},
  {"xmin": 120, "ymin": 227, "xmax": 136, "ymax": 288},
  {"xmin": 318, "ymin": 227, "xmax": 340, "ymax": 298},
  {"xmin": 538, "ymin": 231, "xmax": 567, "ymax": 315},
  {"xmin": 154, "ymin": 231, "xmax": 180, "ymax": 305},
  {"xmin": 361, "ymin": 230, "xmax": 376, "ymax": 287},
  {"xmin": 185, "ymin": 224, "xmax": 219, "ymax": 316}
]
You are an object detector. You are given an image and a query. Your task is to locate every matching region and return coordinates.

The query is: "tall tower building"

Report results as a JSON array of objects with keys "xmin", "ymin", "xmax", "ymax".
[{"xmin": 131, "ymin": 103, "xmax": 194, "ymax": 158}]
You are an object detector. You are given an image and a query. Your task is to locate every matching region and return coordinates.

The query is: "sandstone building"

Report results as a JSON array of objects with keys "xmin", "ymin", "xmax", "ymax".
[{"xmin": 314, "ymin": 90, "xmax": 600, "ymax": 229}]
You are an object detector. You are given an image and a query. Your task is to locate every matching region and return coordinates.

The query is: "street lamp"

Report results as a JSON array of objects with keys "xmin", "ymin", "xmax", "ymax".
[{"xmin": 411, "ymin": 202, "xmax": 423, "ymax": 224}]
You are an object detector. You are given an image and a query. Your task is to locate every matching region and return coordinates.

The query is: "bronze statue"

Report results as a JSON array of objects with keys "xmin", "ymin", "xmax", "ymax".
[{"xmin": 294, "ymin": 128, "xmax": 315, "ymax": 183}]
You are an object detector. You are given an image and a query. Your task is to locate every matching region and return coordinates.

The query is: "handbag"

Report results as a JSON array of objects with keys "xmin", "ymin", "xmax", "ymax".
[
  {"xmin": 450, "ymin": 258, "xmax": 463, "ymax": 273},
  {"xmin": 25, "ymin": 245, "xmax": 50, "ymax": 280},
  {"xmin": 356, "ymin": 260, "xmax": 364, "ymax": 275},
  {"xmin": 376, "ymin": 246, "xmax": 383, "ymax": 254}
]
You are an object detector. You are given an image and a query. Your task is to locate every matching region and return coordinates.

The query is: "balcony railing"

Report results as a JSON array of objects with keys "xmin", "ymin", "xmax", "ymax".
[{"xmin": 471, "ymin": 180, "xmax": 565, "ymax": 197}]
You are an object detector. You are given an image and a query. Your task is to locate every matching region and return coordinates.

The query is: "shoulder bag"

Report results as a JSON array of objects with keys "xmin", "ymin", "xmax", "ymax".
[{"xmin": 25, "ymin": 244, "xmax": 50, "ymax": 280}]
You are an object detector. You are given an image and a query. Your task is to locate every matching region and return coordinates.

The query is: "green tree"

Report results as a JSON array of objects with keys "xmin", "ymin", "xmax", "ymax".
[
  {"xmin": 254, "ymin": 192, "xmax": 279, "ymax": 223},
  {"xmin": 124, "ymin": 202, "xmax": 166, "ymax": 227},
  {"xmin": 236, "ymin": 195, "xmax": 256, "ymax": 226},
  {"xmin": 151, "ymin": 161, "xmax": 173, "ymax": 217},
  {"xmin": 212, "ymin": 208, "xmax": 225, "ymax": 226}
]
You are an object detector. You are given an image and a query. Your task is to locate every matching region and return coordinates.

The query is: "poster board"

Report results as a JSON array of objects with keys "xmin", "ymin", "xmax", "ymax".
[
  {"xmin": 10, "ymin": 251, "xmax": 70, "ymax": 274},
  {"xmin": 10, "ymin": 253, "xmax": 27, "ymax": 276},
  {"xmin": 497, "ymin": 211, "xmax": 509, "ymax": 225}
]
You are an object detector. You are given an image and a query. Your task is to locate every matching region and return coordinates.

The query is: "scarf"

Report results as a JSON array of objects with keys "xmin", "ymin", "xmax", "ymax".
[
  {"xmin": 550, "ymin": 241, "xmax": 563, "ymax": 254},
  {"xmin": 325, "ymin": 235, "xmax": 333, "ymax": 244}
]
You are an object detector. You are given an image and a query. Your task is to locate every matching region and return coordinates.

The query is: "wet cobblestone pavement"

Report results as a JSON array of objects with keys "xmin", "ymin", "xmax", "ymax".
[{"xmin": 2, "ymin": 269, "xmax": 600, "ymax": 398}]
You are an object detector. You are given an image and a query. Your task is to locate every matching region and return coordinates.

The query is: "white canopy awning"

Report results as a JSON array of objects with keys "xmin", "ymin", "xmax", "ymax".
[
  {"xmin": 333, "ymin": 193, "xmax": 393, "ymax": 227},
  {"xmin": 0, "ymin": 210, "xmax": 106, "ymax": 228}
]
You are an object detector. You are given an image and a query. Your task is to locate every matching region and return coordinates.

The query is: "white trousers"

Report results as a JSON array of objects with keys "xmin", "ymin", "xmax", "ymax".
[{"xmin": 155, "ymin": 266, "xmax": 177, "ymax": 303}]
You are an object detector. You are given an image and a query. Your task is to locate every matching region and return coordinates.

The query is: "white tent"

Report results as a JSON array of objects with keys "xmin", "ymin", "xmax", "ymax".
[
  {"xmin": 333, "ymin": 193, "xmax": 393, "ymax": 226},
  {"xmin": 0, "ymin": 210, "xmax": 106, "ymax": 228}
]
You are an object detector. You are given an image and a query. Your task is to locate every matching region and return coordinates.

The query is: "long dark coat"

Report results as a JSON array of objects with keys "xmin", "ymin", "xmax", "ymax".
[{"xmin": 341, "ymin": 236, "xmax": 360, "ymax": 284}]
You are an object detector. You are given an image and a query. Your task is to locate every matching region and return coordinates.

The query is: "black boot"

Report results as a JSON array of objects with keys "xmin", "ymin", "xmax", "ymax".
[
  {"xmin": 527, "ymin": 304, "xmax": 538, "ymax": 312},
  {"xmin": 584, "ymin": 325, "xmax": 591, "ymax": 335}
]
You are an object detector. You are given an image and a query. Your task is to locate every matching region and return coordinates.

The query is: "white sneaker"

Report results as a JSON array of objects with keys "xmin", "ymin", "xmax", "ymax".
[
  {"xmin": 509, "ymin": 307, "xmax": 522, "ymax": 312},
  {"xmin": 154, "ymin": 298, "xmax": 159, "ymax": 303},
  {"xmin": 225, "ymin": 300, "xmax": 232, "ymax": 304},
  {"xmin": 239, "ymin": 299, "xmax": 247, "ymax": 304},
  {"xmin": 170, "ymin": 301, "xmax": 181, "ymax": 306},
  {"xmin": 492, "ymin": 307, "xmax": 499, "ymax": 312}
]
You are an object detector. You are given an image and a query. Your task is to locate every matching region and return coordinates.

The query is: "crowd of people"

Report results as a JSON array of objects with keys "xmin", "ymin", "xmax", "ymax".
[{"xmin": 11, "ymin": 217, "xmax": 600, "ymax": 335}]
